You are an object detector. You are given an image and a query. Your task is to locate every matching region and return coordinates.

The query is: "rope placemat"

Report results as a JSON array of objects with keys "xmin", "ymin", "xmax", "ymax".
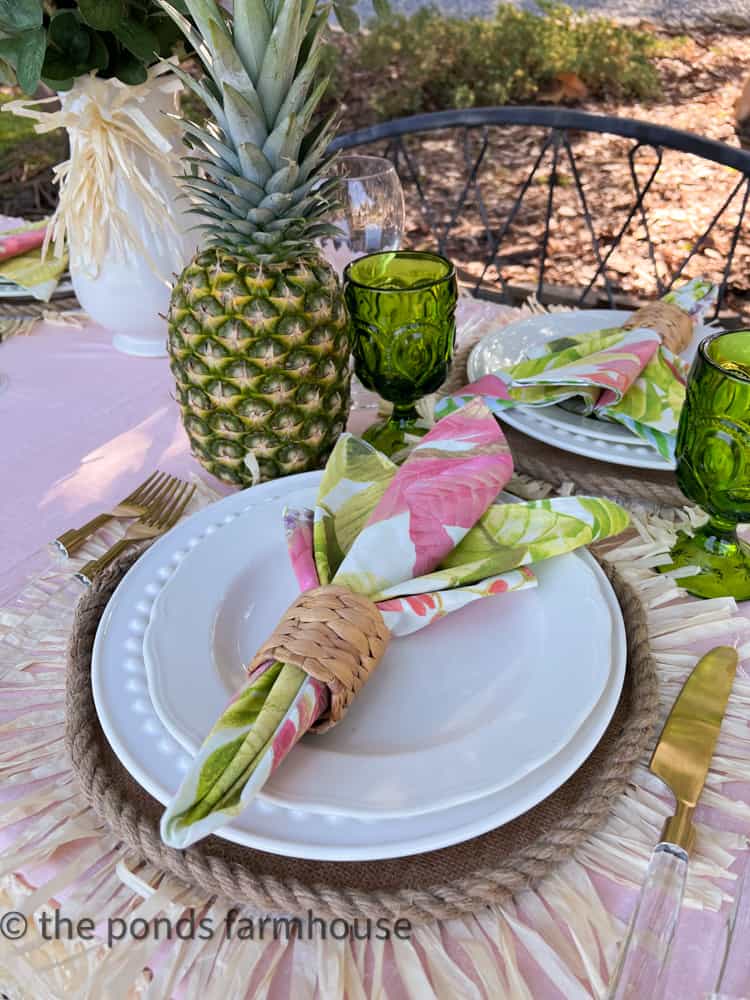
[
  {"xmin": 65, "ymin": 543, "xmax": 658, "ymax": 925},
  {"xmin": 445, "ymin": 331, "xmax": 686, "ymax": 511}
]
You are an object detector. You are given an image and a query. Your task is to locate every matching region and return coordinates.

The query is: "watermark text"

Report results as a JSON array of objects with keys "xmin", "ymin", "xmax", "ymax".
[{"xmin": 1, "ymin": 908, "xmax": 412, "ymax": 946}]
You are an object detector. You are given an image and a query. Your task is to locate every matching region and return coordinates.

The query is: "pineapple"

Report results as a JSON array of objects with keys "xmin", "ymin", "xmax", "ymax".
[{"xmin": 160, "ymin": 0, "xmax": 351, "ymax": 485}]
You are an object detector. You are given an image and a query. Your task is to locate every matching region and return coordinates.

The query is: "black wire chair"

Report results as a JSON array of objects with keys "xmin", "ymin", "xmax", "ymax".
[{"xmin": 331, "ymin": 108, "xmax": 750, "ymax": 321}]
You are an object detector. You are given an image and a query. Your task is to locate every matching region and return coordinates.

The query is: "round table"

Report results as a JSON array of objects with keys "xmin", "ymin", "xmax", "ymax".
[{"xmin": 1, "ymin": 311, "xmax": 749, "ymax": 1000}]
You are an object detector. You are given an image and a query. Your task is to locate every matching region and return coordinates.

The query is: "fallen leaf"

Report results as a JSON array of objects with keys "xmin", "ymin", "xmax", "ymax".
[{"xmin": 540, "ymin": 71, "xmax": 589, "ymax": 104}]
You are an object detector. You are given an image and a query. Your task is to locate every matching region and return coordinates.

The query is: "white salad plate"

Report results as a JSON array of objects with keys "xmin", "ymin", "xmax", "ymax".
[
  {"xmin": 467, "ymin": 309, "xmax": 711, "ymax": 471},
  {"xmin": 92, "ymin": 472, "xmax": 626, "ymax": 859},
  {"xmin": 140, "ymin": 478, "xmax": 618, "ymax": 819}
]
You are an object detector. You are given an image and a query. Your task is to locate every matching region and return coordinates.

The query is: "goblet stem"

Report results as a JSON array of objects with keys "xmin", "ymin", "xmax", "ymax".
[
  {"xmin": 362, "ymin": 403, "xmax": 428, "ymax": 457},
  {"xmin": 392, "ymin": 403, "xmax": 419, "ymax": 424},
  {"xmin": 664, "ymin": 518, "xmax": 750, "ymax": 601}
]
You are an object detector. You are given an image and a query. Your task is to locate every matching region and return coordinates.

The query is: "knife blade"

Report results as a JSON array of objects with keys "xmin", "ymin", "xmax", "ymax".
[{"xmin": 607, "ymin": 645, "xmax": 738, "ymax": 1000}]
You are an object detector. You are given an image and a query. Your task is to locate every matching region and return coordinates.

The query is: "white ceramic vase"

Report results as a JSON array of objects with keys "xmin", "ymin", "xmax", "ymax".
[{"xmin": 61, "ymin": 74, "xmax": 196, "ymax": 357}]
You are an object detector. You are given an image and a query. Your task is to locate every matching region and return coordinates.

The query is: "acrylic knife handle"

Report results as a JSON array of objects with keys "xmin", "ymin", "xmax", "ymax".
[{"xmin": 607, "ymin": 842, "xmax": 688, "ymax": 1000}]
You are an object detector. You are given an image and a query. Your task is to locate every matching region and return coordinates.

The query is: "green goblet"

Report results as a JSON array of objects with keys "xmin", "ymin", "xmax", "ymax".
[
  {"xmin": 344, "ymin": 250, "xmax": 457, "ymax": 455},
  {"xmin": 668, "ymin": 330, "xmax": 750, "ymax": 599}
]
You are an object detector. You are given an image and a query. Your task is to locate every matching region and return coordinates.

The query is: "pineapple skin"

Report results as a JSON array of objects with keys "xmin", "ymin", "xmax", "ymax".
[{"xmin": 168, "ymin": 248, "xmax": 352, "ymax": 486}]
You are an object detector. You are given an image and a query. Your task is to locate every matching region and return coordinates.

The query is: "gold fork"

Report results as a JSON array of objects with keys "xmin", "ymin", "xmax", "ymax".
[
  {"xmin": 75, "ymin": 480, "xmax": 196, "ymax": 585},
  {"xmin": 55, "ymin": 472, "xmax": 180, "ymax": 557}
]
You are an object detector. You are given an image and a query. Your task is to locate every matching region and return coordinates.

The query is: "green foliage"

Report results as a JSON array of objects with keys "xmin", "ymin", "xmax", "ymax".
[
  {"xmin": 332, "ymin": 0, "xmax": 361, "ymax": 34},
  {"xmin": 0, "ymin": 90, "xmax": 67, "ymax": 176},
  {"xmin": 0, "ymin": 27, "xmax": 45, "ymax": 93},
  {"xmin": 0, "ymin": 0, "xmax": 366, "ymax": 95},
  {"xmin": 0, "ymin": 0, "xmax": 41, "ymax": 38},
  {"xmin": 0, "ymin": 90, "xmax": 43, "ymax": 151},
  {"xmin": 348, "ymin": 2, "xmax": 661, "ymax": 119},
  {"xmin": 0, "ymin": 0, "xmax": 44, "ymax": 92},
  {"xmin": 0, "ymin": 1, "xmax": 186, "ymax": 94},
  {"xmin": 371, "ymin": 0, "xmax": 392, "ymax": 20}
]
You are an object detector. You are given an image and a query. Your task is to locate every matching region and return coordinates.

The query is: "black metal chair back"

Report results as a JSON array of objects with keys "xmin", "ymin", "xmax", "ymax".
[{"xmin": 331, "ymin": 108, "xmax": 750, "ymax": 320}]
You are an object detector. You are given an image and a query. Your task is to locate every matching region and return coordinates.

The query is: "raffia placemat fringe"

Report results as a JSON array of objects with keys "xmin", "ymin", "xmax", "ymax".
[
  {"xmin": 5, "ymin": 476, "xmax": 748, "ymax": 999},
  {"xmin": 66, "ymin": 543, "xmax": 657, "ymax": 924}
]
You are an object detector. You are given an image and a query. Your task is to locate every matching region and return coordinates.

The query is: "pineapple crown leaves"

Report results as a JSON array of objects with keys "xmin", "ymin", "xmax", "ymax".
[{"xmin": 159, "ymin": 0, "xmax": 342, "ymax": 261}]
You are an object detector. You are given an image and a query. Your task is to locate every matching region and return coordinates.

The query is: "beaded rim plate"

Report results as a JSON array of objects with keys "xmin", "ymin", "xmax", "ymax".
[
  {"xmin": 92, "ymin": 473, "xmax": 626, "ymax": 858},
  {"xmin": 141, "ymin": 483, "xmax": 620, "ymax": 818}
]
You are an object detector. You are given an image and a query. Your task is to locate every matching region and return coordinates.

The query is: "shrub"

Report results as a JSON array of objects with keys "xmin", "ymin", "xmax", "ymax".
[{"xmin": 334, "ymin": 1, "xmax": 661, "ymax": 120}]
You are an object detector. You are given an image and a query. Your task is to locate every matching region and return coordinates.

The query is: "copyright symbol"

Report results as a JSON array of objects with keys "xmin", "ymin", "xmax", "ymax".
[{"xmin": 0, "ymin": 911, "xmax": 27, "ymax": 939}]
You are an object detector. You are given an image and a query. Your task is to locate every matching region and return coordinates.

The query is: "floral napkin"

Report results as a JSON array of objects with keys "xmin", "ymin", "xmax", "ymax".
[
  {"xmin": 438, "ymin": 279, "xmax": 717, "ymax": 460},
  {"xmin": 0, "ymin": 218, "xmax": 67, "ymax": 302},
  {"xmin": 161, "ymin": 400, "xmax": 629, "ymax": 848}
]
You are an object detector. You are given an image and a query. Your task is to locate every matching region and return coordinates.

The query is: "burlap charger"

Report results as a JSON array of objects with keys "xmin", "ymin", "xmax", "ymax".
[{"xmin": 66, "ymin": 543, "xmax": 658, "ymax": 925}]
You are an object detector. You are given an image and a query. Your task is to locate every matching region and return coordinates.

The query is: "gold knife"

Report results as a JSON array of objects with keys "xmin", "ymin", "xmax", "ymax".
[{"xmin": 608, "ymin": 645, "xmax": 738, "ymax": 1000}]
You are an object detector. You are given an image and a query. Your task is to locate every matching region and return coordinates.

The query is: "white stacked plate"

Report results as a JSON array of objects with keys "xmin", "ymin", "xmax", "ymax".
[
  {"xmin": 92, "ymin": 472, "xmax": 626, "ymax": 861},
  {"xmin": 467, "ymin": 309, "xmax": 713, "ymax": 471},
  {"xmin": 0, "ymin": 275, "xmax": 75, "ymax": 301}
]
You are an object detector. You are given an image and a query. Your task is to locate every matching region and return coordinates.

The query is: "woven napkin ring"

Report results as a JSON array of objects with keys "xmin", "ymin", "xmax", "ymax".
[
  {"xmin": 246, "ymin": 585, "xmax": 391, "ymax": 733},
  {"xmin": 623, "ymin": 301, "xmax": 692, "ymax": 355}
]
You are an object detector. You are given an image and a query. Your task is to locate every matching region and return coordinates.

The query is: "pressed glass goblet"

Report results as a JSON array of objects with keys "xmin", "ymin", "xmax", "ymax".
[
  {"xmin": 668, "ymin": 330, "xmax": 750, "ymax": 600},
  {"xmin": 344, "ymin": 250, "xmax": 457, "ymax": 456}
]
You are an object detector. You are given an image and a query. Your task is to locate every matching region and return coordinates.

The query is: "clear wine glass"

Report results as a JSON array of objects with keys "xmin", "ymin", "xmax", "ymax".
[
  {"xmin": 319, "ymin": 154, "xmax": 406, "ymax": 410},
  {"xmin": 320, "ymin": 154, "xmax": 405, "ymax": 273}
]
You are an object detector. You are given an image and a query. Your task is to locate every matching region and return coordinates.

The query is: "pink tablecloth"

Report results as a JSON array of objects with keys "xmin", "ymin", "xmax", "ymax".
[
  {"xmin": 0, "ymin": 319, "xmax": 372, "ymax": 599},
  {"xmin": 2, "ymin": 317, "xmax": 749, "ymax": 999},
  {"xmin": 2, "ymin": 320, "xmax": 198, "ymax": 594}
]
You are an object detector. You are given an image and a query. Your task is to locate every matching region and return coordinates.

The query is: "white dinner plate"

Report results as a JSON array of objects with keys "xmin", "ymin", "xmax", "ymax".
[
  {"xmin": 493, "ymin": 405, "xmax": 675, "ymax": 470},
  {"xmin": 467, "ymin": 309, "xmax": 711, "ymax": 471},
  {"xmin": 141, "ymin": 479, "xmax": 617, "ymax": 818},
  {"xmin": 0, "ymin": 277, "xmax": 74, "ymax": 300},
  {"xmin": 92, "ymin": 473, "xmax": 626, "ymax": 859},
  {"xmin": 528, "ymin": 399, "xmax": 644, "ymax": 445}
]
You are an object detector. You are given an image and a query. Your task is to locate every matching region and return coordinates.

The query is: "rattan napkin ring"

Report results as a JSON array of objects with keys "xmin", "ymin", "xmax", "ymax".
[
  {"xmin": 246, "ymin": 585, "xmax": 391, "ymax": 733},
  {"xmin": 623, "ymin": 301, "xmax": 692, "ymax": 354}
]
